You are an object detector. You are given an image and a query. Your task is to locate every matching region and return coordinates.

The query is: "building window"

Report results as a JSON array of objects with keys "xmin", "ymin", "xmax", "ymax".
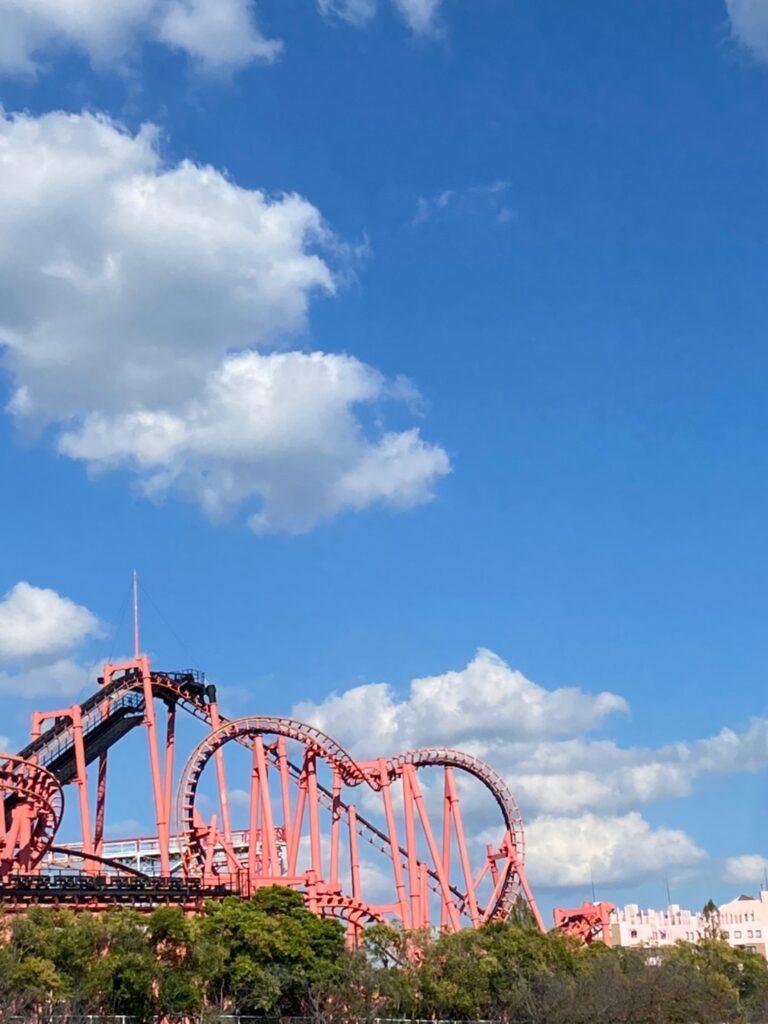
[
  {"xmin": 630, "ymin": 929, "xmax": 637, "ymax": 939},
  {"xmin": 756, "ymin": 930, "xmax": 762, "ymax": 938},
  {"xmin": 722, "ymin": 931, "xmax": 729, "ymax": 938},
  {"xmin": 748, "ymin": 931, "xmax": 754, "ymax": 938},
  {"xmin": 734, "ymin": 931, "xmax": 742, "ymax": 939}
]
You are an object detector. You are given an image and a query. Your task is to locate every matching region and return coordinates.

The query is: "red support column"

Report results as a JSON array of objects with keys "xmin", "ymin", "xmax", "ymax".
[
  {"xmin": 482, "ymin": 855, "xmax": 511, "ymax": 924},
  {"xmin": 255, "ymin": 737, "xmax": 279, "ymax": 876},
  {"xmin": 163, "ymin": 706, "xmax": 176, "ymax": 831},
  {"xmin": 446, "ymin": 766, "xmax": 480, "ymax": 927},
  {"xmin": 408, "ymin": 767, "xmax": 461, "ymax": 931},
  {"xmin": 2, "ymin": 815, "xmax": 21, "ymax": 866},
  {"xmin": 378, "ymin": 759, "xmax": 411, "ymax": 930},
  {"xmin": 487, "ymin": 842, "xmax": 499, "ymax": 885},
  {"xmin": 306, "ymin": 752, "xmax": 322, "ymax": 880},
  {"xmin": 94, "ymin": 752, "xmax": 108, "ymax": 859},
  {"xmin": 203, "ymin": 815, "xmax": 218, "ymax": 880},
  {"xmin": 516, "ymin": 859, "xmax": 546, "ymax": 932},
  {"xmin": 287, "ymin": 761, "xmax": 307, "ymax": 876},
  {"xmin": 329, "ymin": 770, "xmax": 341, "ymax": 888},
  {"xmin": 71, "ymin": 706, "xmax": 96, "ymax": 873},
  {"xmin": 419, "ymin": 862, "xmax": 429, "ymax": 930},
  {"xmin": 441, "ymin": 768, "xmax": 451, "ymax": 929},
  {"xmin": 139, "ymin": 657, "xmax": 171, "ymax": 875},
  {"xmin": 402, "ymin": 767, "xmax": 421, "ymax": 929},
  {"xmin": 208, "ymin": 703, "xmax": 233, "ymax": 847},
  {"xmin": 277, "ymin": 737, "xmax": 292, "ymax": 847},
  {"xmin": 247, "ymin": 740, "xmax": 260, "ymax": 889},
  {"xmin": 348, "ymin": 804, "xmax": 362, "ymax": 901}
]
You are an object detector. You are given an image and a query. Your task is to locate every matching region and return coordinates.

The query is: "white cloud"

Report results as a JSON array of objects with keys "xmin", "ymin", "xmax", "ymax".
[
  {"xmin": 319, "ymin": 0, "xmax": 378, "ymax": 26},
  {"xmin": 294, "ymin": 650, "xmax": 768, "ymax": 888},
  {"xmin": 297, "ymin": 650, "xmax": 768, "ymax": 817},
  {"xmin": 294, "ymin": 648, "xmax": 628, "ymax": 756},
  {"xmin": 724, "ymin": 854, "xmax": 768, "ymax": 885},
  {"xmin": 525, "ymin": 812, "xmax": 706, "ymax": 888},
  {"xmin": 0, "ymin": 0, "xmax": 280, "ymax": 74},
  {"xmin": 391, "ymin": 0, "xmax": 441, "ymax": 33},
  {"xmin": 0, "ymin": 109, "xmax": 449, "ymax": 532},
  {"xmin": 489, "ymin": 718, "xmax": 768, "ymax": 816},
  {"xmin": 318, "ymin": 0, "xmax": 441, "ymax": 32},
  {"xmin": 59, "ymin": 352, "xmax": 449, "ymax": 533},
  {"xmin": 0, "ymin": 657, "xmax": 99, "ymax": 698},
  {"xmin": 0, "ymin": 581, "xmax": 101, "ymax": 661},
  {"xmin": 0, "ymin": 581, "xmax": 102, "ymax": 699},
  {"xmin": 726, "ymin": 0, "xmax": 768, "ymax": 63},
  {"xmin": 413, "ymin": 180, "xmax": 514, "ymax": 227}
]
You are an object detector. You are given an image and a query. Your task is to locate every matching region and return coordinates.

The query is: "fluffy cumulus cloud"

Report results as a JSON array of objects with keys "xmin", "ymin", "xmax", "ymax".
[
  {"xmin": 525, "ymin": 812, "xmax": 706, "ymax": 888},
  {"xmin": 0, "ymin": 581, "xmax": 101, "ymax": 660},
  {"xmin": 319, "ymin": 0, "xmax": 442, "ymax": 32},
  {"xmin": 724, "ymin": 854, "xmax": 768, "ymax": 884},
  {"xmin": 726, "ymin": 0, "xmax": 768, "ymax": 62},
  {"xmin": 294, "ymin": 649, "xmax": 768, "ymax": 887},
  {"xmin": 294, "ymin": 648, "xmax": 628, "ymax": 754},
  {"xmin": 0, "ymin": 0, "xmax": 280, "ymax": 75},
  {"xmin": 0, "ymin": 658, "xmax": 98, "ymax": 698},
  {"xmin": 0, "ymin": 109, "xmax": 449, "ymax": 532},
  {"xmin": 0, "ymin": 582, "xmax": 102, "ymax": 698}
]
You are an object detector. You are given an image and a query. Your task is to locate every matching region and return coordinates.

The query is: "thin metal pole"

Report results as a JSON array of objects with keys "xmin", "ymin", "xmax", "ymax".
[{"xmin": 132, "ymin": 569, "xmax": 140, "ymax": 660}]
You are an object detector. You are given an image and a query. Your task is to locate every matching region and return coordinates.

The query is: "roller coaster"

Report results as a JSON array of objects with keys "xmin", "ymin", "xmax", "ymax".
[{"xmin": 1, "ymin": 641, "xmax": 546, "ymax": 936}]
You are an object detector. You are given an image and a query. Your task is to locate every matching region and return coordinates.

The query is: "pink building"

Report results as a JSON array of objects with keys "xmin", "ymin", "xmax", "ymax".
[
  {"xmin": 610, "ymin": 891, "xmax": 768, "ymax": 959},
  {"xmin": 719, "ymin": 891, "xmax": 768, "ymax": 958}
]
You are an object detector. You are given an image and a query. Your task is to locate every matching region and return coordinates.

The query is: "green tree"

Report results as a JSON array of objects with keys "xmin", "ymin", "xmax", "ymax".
[
  {"xmin": 701, "ymin": 898, "xmax": 721, "ymax": 939},
  {"xmin": 197, "ymin": 886, "xmax": 346, "ymax": 1016}
]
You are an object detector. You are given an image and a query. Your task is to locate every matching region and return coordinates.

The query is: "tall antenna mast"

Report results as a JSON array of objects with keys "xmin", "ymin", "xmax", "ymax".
[{"xmin": 132, "ymin": 569, "xmax": 140, "ymax": 660}]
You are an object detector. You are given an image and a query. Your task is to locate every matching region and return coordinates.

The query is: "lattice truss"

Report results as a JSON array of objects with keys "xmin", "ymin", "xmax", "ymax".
[{"xmin": 0, "ymin": 657, "xmax": 544, "ymax": 934}]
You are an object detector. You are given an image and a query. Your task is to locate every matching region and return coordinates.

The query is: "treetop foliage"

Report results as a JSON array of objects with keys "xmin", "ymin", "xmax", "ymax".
[{"xmin": 1, "ymin": 886, "xmax": 767, "ymax": 1023}]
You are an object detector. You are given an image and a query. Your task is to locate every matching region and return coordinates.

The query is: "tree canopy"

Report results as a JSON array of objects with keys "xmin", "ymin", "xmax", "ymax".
[{"xmin": 1, "ymin": 887, "xmax": 767, "ymax": 1023}]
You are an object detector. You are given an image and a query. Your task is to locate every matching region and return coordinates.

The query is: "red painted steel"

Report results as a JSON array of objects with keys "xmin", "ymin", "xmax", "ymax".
[
  {"xmin": 0, "ymin": 653, "xmax": 544, "ymax": 934},
  {"xmin": 553, "ymin": 901, "xmax": 615, "ymax": 945}
]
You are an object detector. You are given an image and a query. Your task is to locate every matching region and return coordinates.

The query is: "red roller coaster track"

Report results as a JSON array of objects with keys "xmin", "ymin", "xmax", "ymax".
[{"xmin": 0, "ymin": 649, "xmax": 545, "ymax": 935}]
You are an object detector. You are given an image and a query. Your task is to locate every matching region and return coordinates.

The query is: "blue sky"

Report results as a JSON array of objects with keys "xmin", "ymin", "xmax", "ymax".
[{"xmin": 1, "ymin": 0, "xmax": 767, "ymax": 919}]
